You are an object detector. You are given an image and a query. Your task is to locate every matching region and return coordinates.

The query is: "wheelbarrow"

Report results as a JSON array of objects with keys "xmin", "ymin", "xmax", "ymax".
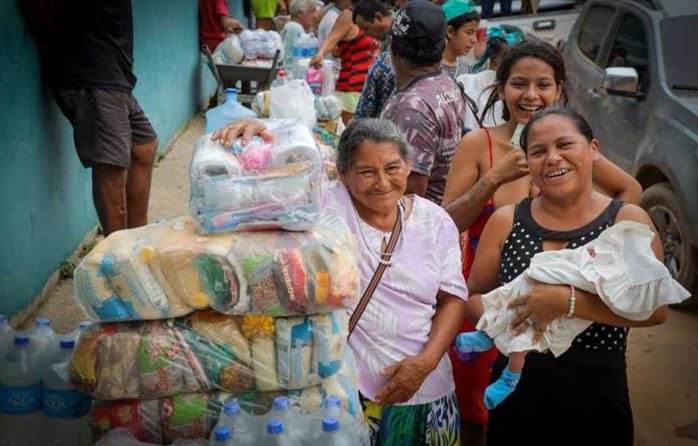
[{"xmin": 202, "ymin": 44, "xmax": 280, "ymax": 107}]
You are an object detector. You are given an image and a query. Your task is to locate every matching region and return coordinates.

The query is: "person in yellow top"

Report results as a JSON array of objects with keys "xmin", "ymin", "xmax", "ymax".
[{"xmin": 253, "ymin": 0, "xmax": 290, "ymax": 30}]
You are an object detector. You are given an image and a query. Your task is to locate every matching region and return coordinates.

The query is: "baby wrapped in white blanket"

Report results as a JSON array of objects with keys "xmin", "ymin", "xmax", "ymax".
[{"xmin": 455, "ymin": 221, "xmax": 691, "ymax": 408}]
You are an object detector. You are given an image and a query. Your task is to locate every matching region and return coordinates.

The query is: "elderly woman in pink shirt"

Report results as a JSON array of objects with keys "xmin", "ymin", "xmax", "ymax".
[{"xmin": 214, "ymin": 118, "xmax": 468, "ymax": 445}]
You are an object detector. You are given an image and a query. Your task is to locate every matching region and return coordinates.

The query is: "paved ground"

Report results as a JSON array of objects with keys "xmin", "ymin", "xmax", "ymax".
[{"xmin": 15, "ymin": 112, "xmax": 698, "ymax": 445}]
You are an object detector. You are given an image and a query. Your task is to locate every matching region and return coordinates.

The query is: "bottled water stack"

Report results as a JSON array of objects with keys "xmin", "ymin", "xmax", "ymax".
[
  {"xmin": 42, "ymin": 338, "xmax": 92, "ymax": 446},
  {"xmin": 0, "ymin": 335, "xmax": 43, "ymax": 446}
]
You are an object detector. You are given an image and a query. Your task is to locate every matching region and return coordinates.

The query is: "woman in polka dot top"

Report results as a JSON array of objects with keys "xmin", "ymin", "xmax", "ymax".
[{"xmin": 460, "ymin": 108, "xmax": 673, "ymax": 446}]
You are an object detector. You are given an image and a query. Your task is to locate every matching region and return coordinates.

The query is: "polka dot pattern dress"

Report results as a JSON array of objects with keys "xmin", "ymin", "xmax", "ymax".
[
  {"xmin": 488, "ymin": 198, "xmax": 635, "ymax": 446},
  {"xmin": 498, "ymin": 199, "xmax": 629, "ymax": 353}
]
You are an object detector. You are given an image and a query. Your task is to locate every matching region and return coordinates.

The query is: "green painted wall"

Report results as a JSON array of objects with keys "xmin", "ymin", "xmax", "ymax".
[{"xmin": 0, "ymin": 0, "xmax": 218, "ymax": 316}]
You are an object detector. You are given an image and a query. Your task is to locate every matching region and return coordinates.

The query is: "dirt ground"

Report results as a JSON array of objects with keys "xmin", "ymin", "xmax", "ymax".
[{"xmin": 628, "ymin": 305, "xmax": 698, "ymax": 445}]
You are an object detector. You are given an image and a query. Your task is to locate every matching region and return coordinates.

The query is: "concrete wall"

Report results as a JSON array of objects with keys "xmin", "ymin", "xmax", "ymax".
[{"xmin": 0, "ymin": 0, "xmax": 218, "ymax": 316}]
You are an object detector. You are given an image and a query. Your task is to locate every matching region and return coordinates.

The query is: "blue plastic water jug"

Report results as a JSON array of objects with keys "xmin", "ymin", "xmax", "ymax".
[{"xmin": 205, "ymin": 88, "xmax": 258, "ymax": 134}]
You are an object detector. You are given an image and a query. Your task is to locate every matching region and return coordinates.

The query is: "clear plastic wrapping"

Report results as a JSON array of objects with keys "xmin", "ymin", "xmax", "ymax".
[
  {"xmin": 73, "ymin": 214, "xmax": 358, "ymax": 321},
  {"xmin": 89, "ymin": 351, "xmax": 365, "ymax": 445},
  {"xmin": 211, "ymin": 35, "xmax": 244, "ymax": 65},
  {"xmin": 69, "ymin": 310, "xmax": 349, "ymax": 400},
  {"xmin": 190, "ymin": 120, "xmax": 323, "ymax": 233},
  {"xmin": 238, "ymin": 29, "xmax": 283, "ymax": 60},
  {"xmin": 315, "ymin": 95, "xmax": 343, "ymax": 121},
  {"xmin": 269, "ymin": 81, "xmax": 317, "ymax": 129}
]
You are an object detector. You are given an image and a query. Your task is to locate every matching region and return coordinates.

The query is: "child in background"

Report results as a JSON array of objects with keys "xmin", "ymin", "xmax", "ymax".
[{"xmin": 440, "ymin": 0, "xmax": 480, "ymax": 80}]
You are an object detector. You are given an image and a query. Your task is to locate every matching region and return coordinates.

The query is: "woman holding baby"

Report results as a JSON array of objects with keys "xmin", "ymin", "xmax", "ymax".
[{"xmin": 464, "ymin": 107, "xmax": 670, "ymax": 446}]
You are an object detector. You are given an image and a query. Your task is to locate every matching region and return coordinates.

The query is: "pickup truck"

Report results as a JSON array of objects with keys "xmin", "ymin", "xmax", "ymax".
[
  {"xmin": 484, "ymin": 0, "xmax": 584, "ymax": 48},
  {"xmin": 563, "ymin": 0, "xmax": 698, "ymax": 302}
]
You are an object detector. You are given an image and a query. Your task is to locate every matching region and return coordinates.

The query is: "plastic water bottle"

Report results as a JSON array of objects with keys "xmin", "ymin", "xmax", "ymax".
[
  {"xmin": 271, "ymin": 69, "xmax": 289, "ymax": 88},
  {"xmin": 0, "ymin": 315, "xmax": 15, "ymax": 359},
  {"xmin": 27, "ymin": 318, "xmax": 57, "ymax": 368},
  {"xmin": 205, "ymin": 88, "xmax": 258, "ymax": 134},
  {"xmin": 262, "ymin": 419, "xmax": 292, "ymax": 446},
  {"xmin": 269, "ymin": 396, "xmax": 291, "ymax": 424},
  {"xmin": 299, "ymin": 33, "xmax": 318, "ymax": 58},
  {"xmin": 0, "ymin": 335, "xmax": 43, "ymax": 446},
  {"xmin": 211, "ymin": 399, "xmax": 253, "ymax": 444},
  {"xmin": 68, "ymin": 321, "xmax": 92, "ymax": 342},
  {"xmin": 210, "ymin": 425, "xmax": 232, "ymax": 446},
  {"xmin": 42, "ymin": 338, "xmax": 92, "ymax": 446},
  {"xmin": 317, "ymin": 417, "xmax": 352, "ymax": 446},
  {"xmin": 323, "ymin": 395, "xmax": 342, "ymax": 419}
]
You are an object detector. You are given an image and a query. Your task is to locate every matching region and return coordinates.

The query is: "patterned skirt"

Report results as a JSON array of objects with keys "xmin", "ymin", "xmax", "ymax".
[{"xmin": 360, "ymin": 392, "xmax": 461, "ymax": 446}]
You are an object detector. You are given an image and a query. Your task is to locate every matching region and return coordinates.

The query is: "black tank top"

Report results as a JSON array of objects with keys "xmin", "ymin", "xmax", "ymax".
[
  {"xmin": 499, "ymin": 197, "xmax": 628, "ymax": 354},
  {"xmin": 488, "ymin": 197, "xmax": 635, "ymax": 446}
]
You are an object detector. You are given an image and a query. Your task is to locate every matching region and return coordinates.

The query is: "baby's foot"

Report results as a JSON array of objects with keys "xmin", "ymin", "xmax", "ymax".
[
  {"xmin": 455, "ymin": 330, "xmax": 495, "ymax": 353},
  {"xmin": 484, "ymin": 367, "xmax": 521, "ymax": 410}
]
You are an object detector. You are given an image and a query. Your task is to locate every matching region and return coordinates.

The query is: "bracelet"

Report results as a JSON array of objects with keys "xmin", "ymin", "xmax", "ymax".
[{"xmin": 565, "ymin": 286, "xmax": 576, "ymax": 318}]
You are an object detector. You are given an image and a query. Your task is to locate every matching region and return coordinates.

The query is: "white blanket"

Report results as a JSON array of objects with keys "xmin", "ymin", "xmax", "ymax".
[{"xmin": 477, "ymin": 221, "xmax": 691, "ymax": 356}]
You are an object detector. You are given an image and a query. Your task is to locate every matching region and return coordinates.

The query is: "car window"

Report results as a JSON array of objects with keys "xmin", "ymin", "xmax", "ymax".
[
  {"xmin": 661, "ymin": 15, "xmax": 698, "ymax": 91},
  {"xmin": 605, "ymin": 14, "xmax": 649, "ymax": 90},
  {"xmin": 577, "ymin": 6, "xmax": 616, "ymax": 63}
]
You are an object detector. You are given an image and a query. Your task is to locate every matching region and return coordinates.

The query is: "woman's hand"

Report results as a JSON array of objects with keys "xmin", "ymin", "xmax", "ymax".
[
  {"xmin": 374, "ymin": 355, "xmax": 436, "ymax": 406},
  {"xmin": 488, "ymin": 147, "xmax": 529, "ymax": 186},
  {"xmin": 508, "ymin": 281, "xmax": 569, "ymax": 343},
  {"xmin": 309, "ymin": 53, "xmax": 324, "ymax": 68},
  {"xmin": 211, "ymin": 118, "xmax": 273, "ymax": 146}
]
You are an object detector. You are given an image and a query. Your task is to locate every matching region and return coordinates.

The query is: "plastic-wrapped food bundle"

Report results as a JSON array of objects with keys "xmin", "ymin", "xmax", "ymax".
[
  {"xmin": 190, "ymin": 120, "xmax": 323, "ymax": 233},
  {"xmin": 89, "ymin": 351, "xmax": 365, "ymax": 445},
  {"xmin": 315, "ymin": 95, "xmax": 343, "ymax": 121},
  {"xmin": 69, "ymin": 310, "xmax": 349, "ymax": 400},
  {"xmin": 238, "ymin": 29, "xmax": 283, "ymax": 60},
  {"xmin": 73, "ymin": 215, "xmax": 358, "ymax": 321},
  {"xmin": 211, "ymin": 34, "xmax": 244, "ymax": 65},
  {"xmin": 95, "ymin": 428, "xmax": 206, "ymax": 446}
]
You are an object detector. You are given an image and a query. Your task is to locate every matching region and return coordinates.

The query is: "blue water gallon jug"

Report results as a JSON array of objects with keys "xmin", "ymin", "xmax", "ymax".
[{"xmin": 205, "ymin": 88, "xmax": 258, "ymax": 134}]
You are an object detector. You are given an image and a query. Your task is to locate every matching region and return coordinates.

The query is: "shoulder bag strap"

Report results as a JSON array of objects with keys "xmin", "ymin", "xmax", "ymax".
[{"xmin": 348, "ymin": 202, "xmax": 404, "ymax": 337}]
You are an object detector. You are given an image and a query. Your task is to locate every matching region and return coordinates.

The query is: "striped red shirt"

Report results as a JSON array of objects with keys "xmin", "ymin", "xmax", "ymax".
[{"xmin": 336, "ymin": 30, "xmax": 379, "ymax": 93}]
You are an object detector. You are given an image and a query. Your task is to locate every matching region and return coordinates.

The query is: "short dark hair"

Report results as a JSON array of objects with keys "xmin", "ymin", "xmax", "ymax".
[
  {"xmin": 353, "ymin": 0, "xmax": 391, "ymax": 23},
  {"xmin": 447, "ymin": 11, "xmax": 480, "ymax": 30},
  {"xmin": 520, "ymin": 107, "xmax": 594, "ymax": 152},
  {"xmin": 391, "ymin": 36, "xmax": 444, "ymax": 66}
]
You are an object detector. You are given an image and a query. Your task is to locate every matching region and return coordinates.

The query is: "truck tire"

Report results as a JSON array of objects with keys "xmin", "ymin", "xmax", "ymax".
[{"xmin": 639, "ymin": 182, "xmax": 696, "ymax": 306}]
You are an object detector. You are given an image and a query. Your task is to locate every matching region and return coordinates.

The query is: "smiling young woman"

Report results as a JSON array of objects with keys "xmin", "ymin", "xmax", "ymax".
[{"xmin": 439, "ymin": 40, "xmax": 642, "ymax": 444}]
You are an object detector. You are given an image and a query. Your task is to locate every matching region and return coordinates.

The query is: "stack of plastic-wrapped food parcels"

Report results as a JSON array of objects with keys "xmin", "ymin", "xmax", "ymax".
[{"xmin": 72, "ymin": 121, "xmax": 369, "ymax": 445}]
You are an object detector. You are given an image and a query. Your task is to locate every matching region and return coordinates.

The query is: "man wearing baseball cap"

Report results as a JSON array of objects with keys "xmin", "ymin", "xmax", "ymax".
[{"xmin": 380, "ymin": 0, "xmax": 466, "ymax": 205}]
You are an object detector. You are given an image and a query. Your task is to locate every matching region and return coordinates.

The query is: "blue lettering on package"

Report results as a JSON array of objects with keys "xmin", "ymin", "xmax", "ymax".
[
  {"xmin": 43, "ymin": 389, "xmax": 92, "ymax": 417},
  {"xmin": 0, "ymin": 384, "xmax": 42, "ymax": 413}
]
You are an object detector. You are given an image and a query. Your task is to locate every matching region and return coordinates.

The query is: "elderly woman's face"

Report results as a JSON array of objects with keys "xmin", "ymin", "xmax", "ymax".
[
  {"xmin": 298, "ymin": 6, "xmax": 319, "ymax": 31},
  {"xmin": 526, "ymin": 114, "xmax": 599, "ymax": 199},
  {"xmin": 340, "ymin": 140, "xmax": 410, "ymax": 214}
]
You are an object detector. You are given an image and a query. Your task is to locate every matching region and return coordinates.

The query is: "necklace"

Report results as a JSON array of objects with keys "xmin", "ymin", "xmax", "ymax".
[{"xmin": 351, "ymin": 198, "xmax": 406, "ymax": 267}]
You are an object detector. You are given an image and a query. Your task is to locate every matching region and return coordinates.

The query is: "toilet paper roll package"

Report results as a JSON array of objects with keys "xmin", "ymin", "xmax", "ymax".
[{"xmin": 189, "ymin": 120, "xmax": 323, "ymax": 233}]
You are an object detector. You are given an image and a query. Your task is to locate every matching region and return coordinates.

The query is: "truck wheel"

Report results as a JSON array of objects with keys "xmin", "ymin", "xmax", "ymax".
[{"xmin": 640, "ymin": 182, "xmax": 696, "ymax": 305}]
